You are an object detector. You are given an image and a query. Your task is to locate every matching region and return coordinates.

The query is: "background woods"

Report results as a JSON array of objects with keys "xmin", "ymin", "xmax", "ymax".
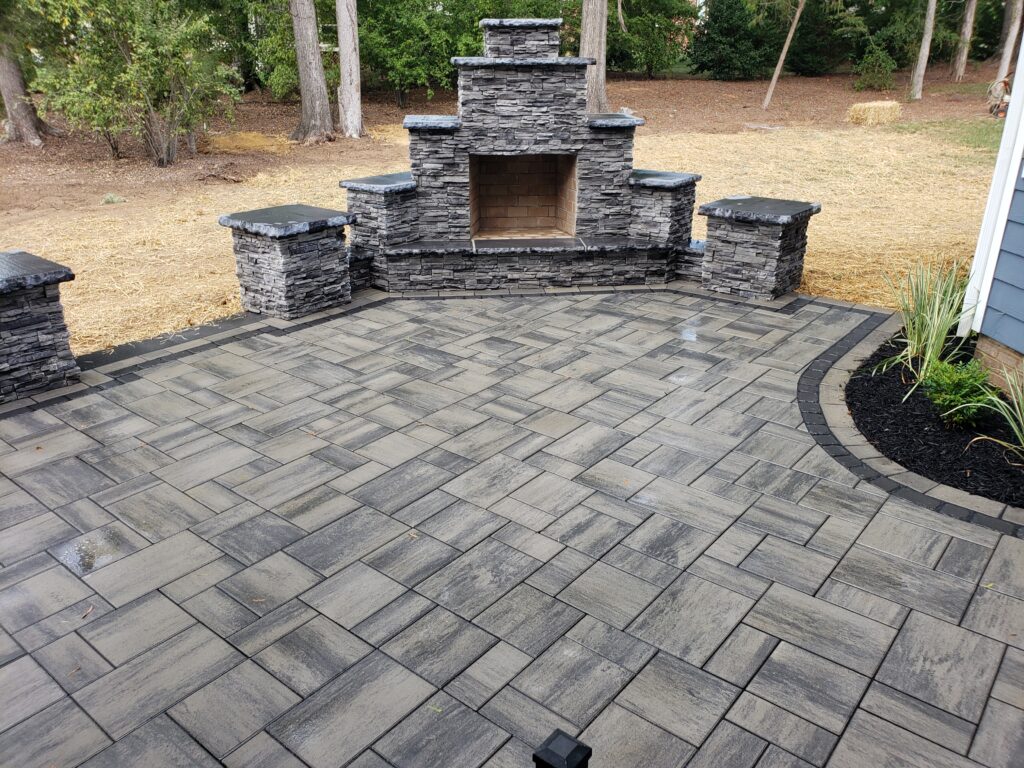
[{"xmin": 0, "ymin": 0, "xmax": 1020, "ymax": 164}]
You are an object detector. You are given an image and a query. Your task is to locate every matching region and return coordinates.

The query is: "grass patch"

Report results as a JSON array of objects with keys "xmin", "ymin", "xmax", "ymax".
[{"xmin": 891, "ymin": 118, "xmax": 1004, "ymax": 153}]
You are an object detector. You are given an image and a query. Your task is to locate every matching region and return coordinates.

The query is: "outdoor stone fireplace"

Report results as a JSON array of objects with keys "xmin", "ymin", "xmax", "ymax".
[{"xmin": 341, "ymin": 17, "xmax": 703, "ymax": 290}]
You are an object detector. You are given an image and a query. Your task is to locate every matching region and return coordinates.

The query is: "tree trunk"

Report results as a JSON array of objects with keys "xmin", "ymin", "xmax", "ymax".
[
  {"xmin": 909, "ymin": 0, "xmax": 937, "ymax": 100},
  {"xmin": 998, "ymin": 0, "xmax": 1024, "ymax": 82},
  {"xmin": 289, "ymin": 0, "xmax": 333, "ymax": 143},
  {"xmin": 952, "ymin": 0, "xmax": 978, "ymax": 82},
  {"xmin": 0, "ymin": 43, "xmax": 45, "ymax": 147},
  {"xmin": 580, "ymin": 0, "xmax": 609, "ymax": 113},
  {"xmin": 335, "ymin": 0, "xmax": 362, "ymax": 138},
  {"xmin": 1000, "ymin": 0, "xmax": 1017, "ymax": 55},
  {"xmin": 763, "ymin": 0, "xmax": 806, "ymax": 109},
  {"xmin": 142, "ymin": 110, "xmax": 178, "ymax": 167}
]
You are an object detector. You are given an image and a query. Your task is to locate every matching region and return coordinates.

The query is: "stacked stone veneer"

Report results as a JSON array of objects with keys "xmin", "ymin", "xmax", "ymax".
[
  {"xmin": 372, "ymin": 242, "xmax": 675, "ymax": 292},
  {"xmin": 219, "ymin": 205, "xmax": 356, "ymax": 320},
  {"xmin": 1, "ymin": 250, "xmax": 80, "ymax": 403},
  {"xmin": 341, "ymin": 18, "xmax": 701, "ymax": 290},
  {"xmin": 699, "ymin": 197, "xmax": 821, "ymax": 300}
]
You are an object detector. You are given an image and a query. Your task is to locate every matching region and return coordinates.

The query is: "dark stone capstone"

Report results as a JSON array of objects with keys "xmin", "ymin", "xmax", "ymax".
[
  {"xmin": 588, "ymin": 114, "xmax": 645, "ymax": 129},
  {"xmin": 479, "ymin": 18, "xmax": 563, "ymax": 28},
  {"xmin": 698, "ymin": 196, "xmax": 821, "ymax": 226},
  {"xmin": 218, "ymin": 204, "xmax": 356, "ymax": 239},
  {"xmin": 0, "ymin": 250, "xmax": 75, "ymax": 294},
  {"xmin": 403, "ymin": 116, "xmax": 461, "ymax": 132},
  {"xmin": 341, "ymin": 172, "xmax": 417, "ymax": 194}
]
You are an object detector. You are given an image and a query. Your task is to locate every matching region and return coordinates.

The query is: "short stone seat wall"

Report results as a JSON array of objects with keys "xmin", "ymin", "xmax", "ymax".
[
  {"xmin": 699, "ymin": 196, "xmax": 821, "ymax": 300},
  {"xmin": 360, "ymin": 237, "xmax": 682, "ymax": 292},
  {"xmin": 0, "ymin": 250, "xmax": 80, "ymax": 402},
  {"xmin": 219, "ymin": 204, "xmax": 356, "ymax": 320}
]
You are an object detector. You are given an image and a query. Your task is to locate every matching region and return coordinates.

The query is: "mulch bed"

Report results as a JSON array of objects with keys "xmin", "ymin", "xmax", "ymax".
[{"xmin": 846, "ymin": 339, "xmax": 1024, "ymax": 508}]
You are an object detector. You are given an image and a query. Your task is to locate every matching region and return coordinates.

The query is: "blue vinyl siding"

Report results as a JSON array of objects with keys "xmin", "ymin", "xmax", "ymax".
[{"xmin": 981, "ymin": 158, "xmax": 1024, "ymax": 355}]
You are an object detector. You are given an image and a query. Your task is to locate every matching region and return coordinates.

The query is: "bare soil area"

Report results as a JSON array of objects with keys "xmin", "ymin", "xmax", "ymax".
[{"xmin": 0, "ymin": 64, "xmax": 1003, "ymax": 354}]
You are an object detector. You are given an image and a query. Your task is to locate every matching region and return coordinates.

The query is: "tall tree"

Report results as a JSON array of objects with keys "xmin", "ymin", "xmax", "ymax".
[
  {"xmin": 0, "ymin": 43, "xmax": 45, "ymax": 146},
  {"xmin": 289, "ymin": 0, "xmax": 333, "ymax": 142},
  {"xmin": 909, "ymin": 0, "xmax": 937, "ymax": 100},
  {"xmin": 335, "ymin": 0, "xmax": 362, "ymax": 138},
  {"xmin": 580, "ymin": 0, "xmax": 609, "ymax": 112},
  {"xmin": 998, "ymin": 0, "xmax": 1023, "ymax": 82},
  {"xmin": 0, "ymin": 0, "xmax": 50, "ymax": 147},
  {"xmin": 763, "ymin": 0, "xmax": 806, "ymax": 109},
  {"xmin": 952, "ymin": 0, "xmax": 978, "ymax": 82}
]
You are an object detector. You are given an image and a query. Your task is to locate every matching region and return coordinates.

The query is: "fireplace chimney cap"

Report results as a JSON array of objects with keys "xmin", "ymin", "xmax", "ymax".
[{"xmin": 479, "ymin": 18, "xmax": 562, "ymax": 29}]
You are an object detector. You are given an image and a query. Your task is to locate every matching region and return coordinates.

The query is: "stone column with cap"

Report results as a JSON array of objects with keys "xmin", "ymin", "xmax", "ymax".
[
  {"xmin": 698, "ymin": 195, "xmax": 821, "ymax": 299},
  {"xmin": 1, "ymin": 250, "xmax": 80, "ymax": 402}
]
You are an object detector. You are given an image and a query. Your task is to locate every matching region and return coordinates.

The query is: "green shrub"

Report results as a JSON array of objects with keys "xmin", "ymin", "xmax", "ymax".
[
  {"xmin": 689, "ymin": 0, "xmax": 775, "ymax": 80},
  {"xmin": 923, "ymin": 360, "xmax": 991, "ymax": 427},
  {"xmin": 787, "ymin": 0, "xmax": 866, "ymax": 77},
  {"xmin": 876, "ymin": 260, "xmax": 970, "ymax": 396},
  {"xmin": 854, "ymin": 41, "xmax": 897, "ymax": 91}
]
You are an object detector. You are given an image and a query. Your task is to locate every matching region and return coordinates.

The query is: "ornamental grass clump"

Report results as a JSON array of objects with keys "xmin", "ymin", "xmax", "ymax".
[
  {"xmin": 968, "ymin": 366, "xmax": 1024, "ymax": 463},
  {"xmin": 876, "ymin": 260, "xmax": 970, "ymax": 397}
]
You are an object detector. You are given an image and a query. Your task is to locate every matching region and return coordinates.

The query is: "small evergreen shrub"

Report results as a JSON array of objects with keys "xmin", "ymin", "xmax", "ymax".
[
  {"xmin": 854, "ymin": 42, "xmax": 897, "ymax": 92},
  {"xmin": 689, "ymin": 0, "xmax": 774, "ymax": 80},
  {"xmin": 923, "ymin": 360, "xmax": 991, "ymax": 428}
]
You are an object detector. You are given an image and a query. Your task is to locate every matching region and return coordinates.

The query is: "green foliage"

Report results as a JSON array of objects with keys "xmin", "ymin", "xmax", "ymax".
[
  {"xmin": 876, "ymin": 260, "xmax": 970, "ymax": 396},
  {"xmin": 923, "ymin": 359, "xmax": 991, "ymax": 427},
  {"xmin": 969, "ymin": 367, "xmax": 1024, "ymax": 462},
  {"xmin": 689, "ymin": 0, "xmax": 775, "ymax": 80},
  {"xmin": 787, "ymin": 0, "xmax": 866, "ymax": 77},
  {"xmin": 854, "ymin": 40, "xmax": 897, "ymax": 91},
  {"xmin": 607, "ymin": 0, "xmax": 693, "ymax": 77},
  {"xmin": 34, "ymin": 0, "xmax": 239, "ymax": 165}
]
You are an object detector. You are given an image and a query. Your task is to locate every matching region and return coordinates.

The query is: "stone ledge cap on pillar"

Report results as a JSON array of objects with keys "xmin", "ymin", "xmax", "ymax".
[
  {"xmin": 629, "ymin": 169, "xmax": 702, "ymax": 188},
  {"xmin": 0, "ymin": 250, "xmax": 75, "ymax": 294},
  {"xmin": 218, "ymin": 204, "xmax": 355, "ymax": 238},
  {"xmin": 451, "ymin": 56, "xmax": 595, "ymax": 67},
  {"xmin": 402, "ymin": 115, "xmax": 462, "ymax": 132},
  {"xmin": 588, "ymin": 113, "xmax": 646, "ymax": 129},
  {"xmin": 698, "ymin": 195, "xmax": 822, "ymax": 225},
  {"xmin": 479, "ymin": 18, "xmax": 563, "ymax": 29},
  {"xmin": 340, "ymin": 171, "xmax": 417, "ymax": 194}
]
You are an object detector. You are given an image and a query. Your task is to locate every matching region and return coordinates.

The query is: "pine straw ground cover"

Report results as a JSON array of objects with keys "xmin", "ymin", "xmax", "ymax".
[{"xmin": 0, "ymin": 118, "xmax": 999, "ymax": 355}]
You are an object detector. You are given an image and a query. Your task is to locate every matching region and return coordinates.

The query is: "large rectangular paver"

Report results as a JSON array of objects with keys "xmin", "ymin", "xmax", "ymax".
[
  {"xmin": 268, "ymin": 651, "xmax": 434, "ymax": 768},
  {"xmin": 73, "ymin": 624, "xmax": 242, "ymax": 738},
  {"xmin": 83, "ymin": 531, "xmax": 221, "ymax": 607}
]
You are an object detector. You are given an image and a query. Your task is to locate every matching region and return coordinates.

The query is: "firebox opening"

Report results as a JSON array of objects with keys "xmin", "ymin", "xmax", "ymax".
[{"xmin": 470, "ymin": 154, "xmax": 577, "ymax": 239}]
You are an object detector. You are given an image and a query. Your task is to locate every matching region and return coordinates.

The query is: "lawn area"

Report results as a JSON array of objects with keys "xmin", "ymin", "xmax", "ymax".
[{"xmin": 0, "ymin": 67, "xmax": 1003, "ymax": 354}]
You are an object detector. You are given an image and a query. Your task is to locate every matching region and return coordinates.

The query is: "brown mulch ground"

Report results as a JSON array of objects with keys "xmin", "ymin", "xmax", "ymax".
[{"xmin": 0, "ymin": 64, "xmax": 1003, "ymax": 353}]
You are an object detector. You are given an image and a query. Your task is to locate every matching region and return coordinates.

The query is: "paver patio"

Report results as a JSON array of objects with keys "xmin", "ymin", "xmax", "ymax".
[{"xmin": 1, "ymin": 288, "xmax": 1022, "ymax": 767}]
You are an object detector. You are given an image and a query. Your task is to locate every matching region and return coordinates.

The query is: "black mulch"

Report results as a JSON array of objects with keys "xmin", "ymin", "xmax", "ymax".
[{"xmin": 846, "ymin": 340, "xmax": 1024, "ymax": 508}]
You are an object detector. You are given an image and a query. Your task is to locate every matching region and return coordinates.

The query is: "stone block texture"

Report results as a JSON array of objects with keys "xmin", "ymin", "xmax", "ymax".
[
  {"xmin": 0, "ymin": 252, "xmax": 79, "ymax": 402},
  {"xmin": 231, "ymin": 227, "xmax": 351, "ymax": 320},
  {"xmin": 339, "ymin": 17, "xmax": 704, "ymax": 291},
  {"xmin": 371, "ymin": 245, "xmax": 674, "ymax": 292},
  {"xmin": 701, "ymin": 219, "xmax": 810, "ymax": 300}
]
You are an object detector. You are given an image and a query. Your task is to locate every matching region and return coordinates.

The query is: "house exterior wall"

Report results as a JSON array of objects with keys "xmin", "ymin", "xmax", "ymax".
[{"xmin": 976, "ymin": 156, "xmax": 1024, "ymax": 386}]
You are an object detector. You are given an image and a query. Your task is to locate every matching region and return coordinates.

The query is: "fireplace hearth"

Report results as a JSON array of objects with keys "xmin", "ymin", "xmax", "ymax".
[{"xmin": 341, "ymin": 17, "xmax": 704, "ymax": 290}]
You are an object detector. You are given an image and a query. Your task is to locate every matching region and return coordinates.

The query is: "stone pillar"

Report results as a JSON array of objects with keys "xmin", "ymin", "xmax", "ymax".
[
  {"xmin": 1, "ymin": 250, "xmax": 80, "ymax": 402},
  {"xmin": 481, "ymin": 18, "xmax": 562, "ymax": 58},
  {"xmin": 218, "ymin": 204, "xmax": 355, "ymax": 320},
  {"xmin": 628, "ymin": 169, "xmax": 701, "ymax": 279},
  {"xmin": 698, "ymin": 196, "xmax": 821, "ymax": 299}
]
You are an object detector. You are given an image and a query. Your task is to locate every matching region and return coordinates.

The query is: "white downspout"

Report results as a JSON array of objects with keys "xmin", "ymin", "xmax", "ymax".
[{"xmin": 960, "ymin": 41, "xmax": 1024, "ymax": 336}]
